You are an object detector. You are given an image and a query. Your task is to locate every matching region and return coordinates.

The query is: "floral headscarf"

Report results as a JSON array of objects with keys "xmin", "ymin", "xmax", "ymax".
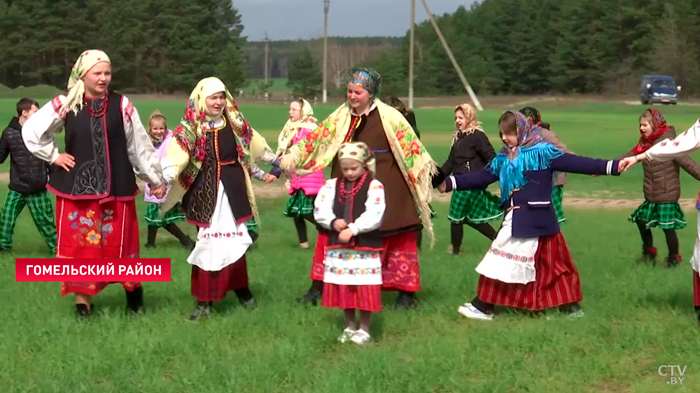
[
  {"xmin": 276, "ymin": 98, "xmax": 318, "ymax": 156},
  {"xmin": 348, "ymin": 67, "xmax": 382, "ymax": 99},
  {"xmin": 453, "ymin": 103, "xmax": 484, "ymax": 145},
  {"xmin": 61, "ymin": 49, "xmax": 111, "ymax": 115},
  {"xmin": 338, "ymin": 141, "xmax": 376, "ymax": 176},
  {"xmin": 632, "ymin": 109, "xmax": 671, "ymax": 154}
]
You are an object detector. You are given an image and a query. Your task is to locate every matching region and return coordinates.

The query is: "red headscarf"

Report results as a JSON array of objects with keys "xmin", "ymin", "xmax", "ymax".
[{"xmin": 632, "ymin": 109, "xmax": 670, "ymax": 154}]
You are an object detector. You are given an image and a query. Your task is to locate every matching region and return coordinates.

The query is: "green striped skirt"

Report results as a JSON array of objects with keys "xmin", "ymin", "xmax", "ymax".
[
  {"xmin": 552, "ymin": 185, "xmax": 566, "ymax": 224},
  {"xmin": 283, "ymin": 190, "xmax": 315, "ymax": 217},
  {"xmin": 448, "ymin": 189, "xmax": 503, "ymax": 224},
  {"xmin": 145, "ymin": 202, "xmax": 185, "ymax": 227},
  {"xmin": 629, "ymin": 201, "xmax": 686, "ymax": 230}
]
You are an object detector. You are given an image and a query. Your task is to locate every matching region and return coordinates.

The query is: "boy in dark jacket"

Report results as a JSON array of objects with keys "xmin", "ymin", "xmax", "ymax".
[{"xmin": 0, "ymin": 98, "xmax": 56, "ymax": 253}]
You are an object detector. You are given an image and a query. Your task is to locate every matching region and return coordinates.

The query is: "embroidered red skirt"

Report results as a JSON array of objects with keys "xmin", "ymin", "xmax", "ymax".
[
  {"xmin": 191, "ymin": 257, "xmax": 249, "ymax": 302},
  {"xmin": 310, "ymin": 230, "xmax": 420, "ymax": 292},
  {"xmin": 56, "ymin": 196, "xmax": 141, "ymax": 296},
  {"xmin": 476, "ymin": 232, "xmax": 582, "ymax": 311},
  {"xmin": 322, "ymin": 284, "xmax": 382, "ymax": 312},
  {"xmin": 693, "ymin": 270, "xmax": 700, "ymax": 307}
]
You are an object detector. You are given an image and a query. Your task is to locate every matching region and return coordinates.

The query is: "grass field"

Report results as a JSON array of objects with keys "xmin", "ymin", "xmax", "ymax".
[{"xmin": 1, "ymin": 97, "xmax": 699, "ymax": 392}]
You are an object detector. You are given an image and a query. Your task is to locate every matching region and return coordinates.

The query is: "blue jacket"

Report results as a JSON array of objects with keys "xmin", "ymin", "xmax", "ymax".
[{"xmin": 445, "ymin": 153, "xmax": 620, "ymax": 238}]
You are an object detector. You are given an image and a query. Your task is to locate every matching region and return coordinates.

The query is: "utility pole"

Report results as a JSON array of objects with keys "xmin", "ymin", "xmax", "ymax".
[
  {"xmin": 323, "ymin": 0, "xmax": 330, "ymax": 103},
  {"xmin": 408, "ymin": 0, "xmax": 415, "ymax": 108},
  {"xmin": 264, "ymin": 31, "xmax": 269, "ymax": 83}
]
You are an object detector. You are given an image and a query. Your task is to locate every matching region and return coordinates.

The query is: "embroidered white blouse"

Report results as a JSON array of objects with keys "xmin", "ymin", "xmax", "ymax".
[
  {"xmin": 22, "ymin": 95, "xmax": 164, "ymax": 187},
  {"xmin": 314, "ymin": 177, "xmax": 386, "ymax": 236},
  {"xmin": 645, "ymin": 119, "xmax": 700, "ymax": 161}
]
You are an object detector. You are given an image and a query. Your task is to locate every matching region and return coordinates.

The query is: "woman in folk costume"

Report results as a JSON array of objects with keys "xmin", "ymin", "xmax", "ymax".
[
  {"xmin": 143, "ymin": 110, "xmax": 195, "ymax": 250},
  {"xmin": 277, "ymin": 98, "xmax": 324, "ymax": 249},
  {"xmin": 315, "ymin": 142, "xmax": 386, "ymax": 345},
  {"xmin": 620, "ymin": 119, "xmax": 700, "ymax": 323},
  {"xmin": 441, "ymin": 103, "xmax": 502, "ymax": 255},
  {"xmin": 618, "ymin": 109, "xmax": 700, "ymax": 267},
  {"xmin": 160, "ymin": 77, "xmax": 282, "ymax": 321},
  {"xmin": 519, "ymin": 107, "xmax": 571, "ymax": 224},
  {"xmin": 22, "ymin": 50, "xmax": 165, "ymax": 317},
  {"xmin": 438, "ymin": 111, "xmax": 623, "ymax": 320},
  {"xmin": 281, "ymin": 67, "xmax": 437, "ymax": 309}
]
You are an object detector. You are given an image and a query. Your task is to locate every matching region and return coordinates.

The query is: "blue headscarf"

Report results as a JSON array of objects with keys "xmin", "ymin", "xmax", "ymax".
[{"xmin": 487, "ymin": 111, "xmax": 564, "ymax": 202}]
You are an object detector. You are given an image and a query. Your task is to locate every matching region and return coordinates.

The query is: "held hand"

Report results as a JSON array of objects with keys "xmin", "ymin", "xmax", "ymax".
[
  {"xmin": 264, "ymin": 173, "xmax": 277, "ymax": 183},
  {"xmin": 619, "ymin": 156, "xmax": 638, "ymax": 172},
  {"xmin": 438, "ymin": 181, "xmax": 447, "ymax": 193},
  {"xmin": 332, "ymin": 219, "xmax": 348, "ymax": 232},
  {"xmin": 150, "ymin": 183, "xmax": 167, "ymax": 199},
  {"xmin": 338, "ymin": 228, "xmax": 353, "ymax": 243},
  {"xmin": 53, "ymin": 153, "xmax": 75, "ymax": 172}
]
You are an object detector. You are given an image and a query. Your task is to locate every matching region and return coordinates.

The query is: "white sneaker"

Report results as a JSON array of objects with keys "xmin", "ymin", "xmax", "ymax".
[
  {"xmin": 351, "ymin": 329, "xmax": 371, "ymax": 345},
  {"xmin": 458, "ymin": 303, "xmax": 494, "ymax": 321},
  {"xmin": 337, "ymin": 328, "xmax": 355, "ymax": 343}
]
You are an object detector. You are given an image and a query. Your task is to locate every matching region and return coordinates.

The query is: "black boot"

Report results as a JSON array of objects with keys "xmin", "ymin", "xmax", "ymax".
[
  {"xmin": 296, "ymin": 280, "xmax": 323, "ymax": 305},
  {"xmin": 75, "ymin": 304, "xmax": 92, "ymax": 318},
  {"xmin": 125, "ymin": 287, "xmax": 144, "ymax": 314},
  {"xmin": 189, "ymin": 301, "xmax": 211, "ymax": 321},
  {"xmin": 234, "ymin": 287, "xmax": 257, "ymax": 309},
  {"xmin": 666, "ymin": 254, "xmax": 681, "ymax": 268},
  {"xmin": 638, "ymin": 246, "xmax": 657, "ymax": 265},
  {"xmin": 395, "ymin": 291, "xmax": 418, "ymax": 309}
]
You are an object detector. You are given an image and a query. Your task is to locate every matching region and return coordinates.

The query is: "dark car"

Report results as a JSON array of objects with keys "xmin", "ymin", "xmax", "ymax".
[{"xmin": 640, "ymin": 75, "xmax": 680, "ymax": 105}]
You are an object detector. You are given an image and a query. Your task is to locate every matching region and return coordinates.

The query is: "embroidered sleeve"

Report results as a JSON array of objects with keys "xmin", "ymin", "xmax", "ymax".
[
  {"xmin": 348, "ymin": 179, "xmax": 386, "ymax": 236},
  {"xmin": 645, "ymin": 120, "xmax": 700, "ymax": 162},
  {"xmin": 313, "ymin": 179, "xmax": 337, "ymax": 230},
  {"xmin": 21, "ymin": 95, "xmax": 65, "ymax": 164},
  {"xmin": 249, "ymin": 163, "xmax": 266, "ymax": 181},
  {"xmin": 122, "ymin": 96, "xmax": 163, "ymax": 186}
]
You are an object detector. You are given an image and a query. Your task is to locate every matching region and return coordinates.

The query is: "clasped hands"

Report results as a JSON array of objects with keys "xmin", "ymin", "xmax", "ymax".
[
  {"xmin": 618, "ymin": 153, "xmax": 646, "ymax": 172},
  {"xmin": 332, "ymin": 219, "xmax": 353, "ymax": 243}
]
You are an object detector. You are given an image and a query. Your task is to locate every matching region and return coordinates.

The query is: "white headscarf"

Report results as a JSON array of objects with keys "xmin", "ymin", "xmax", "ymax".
[{"xmin": 61, "ymin": 49, "xmax": 111, "ymax": 115}]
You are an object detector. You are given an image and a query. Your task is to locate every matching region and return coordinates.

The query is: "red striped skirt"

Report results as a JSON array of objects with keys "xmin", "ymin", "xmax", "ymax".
[
  {"xmin": 191, "ymin": 257, "xmax": 249, "ymax": 302},
  {"xmin": 309, "ymin": 230, "xmax": 420, "ymax": 292},
  {"xmin": 56, "ymin": 197, "xmax": 141, "ymax": 297},
  {"xmin": 322, "ymin": 283, "xmax": 382, "ymax": 312},
  {"xmin": 476, "ymin": 232, "xmax": 582, "ymax": 311},
  {"xmin": 693, "ymin": 270, "xmax": 700, "ymax": 307}
]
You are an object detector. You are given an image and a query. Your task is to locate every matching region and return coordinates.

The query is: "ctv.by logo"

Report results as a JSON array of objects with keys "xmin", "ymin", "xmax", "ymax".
[{"xmin": 658, "ymin": 365, "xmax": 687, "ymax": 385}]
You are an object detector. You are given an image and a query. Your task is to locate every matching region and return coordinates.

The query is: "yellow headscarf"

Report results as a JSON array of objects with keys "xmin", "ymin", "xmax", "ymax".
[
  {"xmin": 161, "ymin": 77, "xmax": 274, "ymax": 225},
  {"xmin": 61, "ymin": 49, "xmax": 111, "ymax": 115},
  {"xmin": 338, "ymin": 142, "xmax": 376, "ymax": 176},
  {"xmin": 276, "ymin": 99, "xmax": 318, "ymax": 156},
  {"xmin": 453, "ymin": 103, "xmax": 484, "ymax": 145}
]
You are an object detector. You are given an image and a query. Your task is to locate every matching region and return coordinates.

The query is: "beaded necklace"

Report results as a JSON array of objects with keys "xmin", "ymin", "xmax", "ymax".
[
  {"xmin": 85, "ymin": 93, "xmax": 108, "ymax": 118},
  {"xmin": 338, "ymin": 171, "xmax": 368, "ymax": 205}
]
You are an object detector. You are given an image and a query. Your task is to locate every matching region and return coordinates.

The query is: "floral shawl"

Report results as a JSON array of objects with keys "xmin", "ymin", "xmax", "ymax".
[
  {"xmin": 276, "ymin": 98, "xmax": 318, "ymax": 156},
  {"xmin": 280, "ymin": 99, "xmax": 437, "ymax": 245}
]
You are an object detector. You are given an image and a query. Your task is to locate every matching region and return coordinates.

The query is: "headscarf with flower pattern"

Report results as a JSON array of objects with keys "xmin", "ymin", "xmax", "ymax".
[
  {"xmin": 338, "ymin": 141, "xmax": 376, "ymax": 176},
  {"xmin": 632, "ymin": 109, "xmax": 671, "ymax": 154},
  {"xmin": 276, "ymin": 98, "xmax": 318, "ymax": 156},
  {"xmin": 488, "ymin": 110, "xmax": 564, "ymax": 202},
  {"xmin": 161, "ymin": 77, "xmax": 275, "ymax": 223},
  {"xmin": 61, "ymin": 49, "xmax": 111, "ymax": 115},
  {"xmin": 348, "ymin": 67, "xmax": 382, "ymax": 99},
  {"xmin": 453, "ymin": 103, "xmax": 484, "ymax": 145}
]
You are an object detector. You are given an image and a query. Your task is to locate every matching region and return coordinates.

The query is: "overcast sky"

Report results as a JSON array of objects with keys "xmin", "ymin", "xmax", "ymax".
[{"xmin": 233, "ymin": 0, "xmax": 479, "ymax": 41}]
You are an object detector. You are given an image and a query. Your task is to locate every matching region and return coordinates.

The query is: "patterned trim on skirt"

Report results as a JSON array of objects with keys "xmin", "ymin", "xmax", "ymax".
[
  {"xmin": 283, "ymin": 190, "xmax": 315, "ymax": 217},
  {"xmin": 551, "ymin": 185, "xmax": 566, "ymax": 224},
  {"xmin": 310, "ymin": 230, "xmax": 421, "ymax": 292},
  {"xmin": 56, "ymin": 197, "xmax": 141, "ymax": 296},
  {"xmin": 191, "ymin": 257, "xmax": 249, "ymax": 302},
  {"xmin": 476, "ymin": 232, "xmax": 582, "ymax": 311},
  {"xmin": 144, "ymin": 202, "xmax": 185, "ymax": 227},
  {"xmin": 448, "ymin": 189, "xmax": 503, "ymax": 224},
  {"xmin": 629, "ymin": 201, "xmax": 687, "ymax": 230}
]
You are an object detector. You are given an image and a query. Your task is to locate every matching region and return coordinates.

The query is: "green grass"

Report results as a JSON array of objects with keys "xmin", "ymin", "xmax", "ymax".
[{"xmin": 1, "ymin": 98, "xmax": 700, "ymax": 392}]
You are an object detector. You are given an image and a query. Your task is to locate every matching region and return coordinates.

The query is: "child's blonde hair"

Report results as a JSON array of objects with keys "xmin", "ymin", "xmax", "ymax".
[{"xmin": 148, "ymin": 109, "xmax": 167, "ymax": 131}]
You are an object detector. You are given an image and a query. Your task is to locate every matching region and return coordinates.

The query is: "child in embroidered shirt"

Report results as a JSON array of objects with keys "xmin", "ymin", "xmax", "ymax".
[
  {"xmin": 314, "ymin": 142, "xmax": 386, "ymax": 345},
  {"xmin": 144, "ymin": 110, "xmax": 195, "ymax": 250}
]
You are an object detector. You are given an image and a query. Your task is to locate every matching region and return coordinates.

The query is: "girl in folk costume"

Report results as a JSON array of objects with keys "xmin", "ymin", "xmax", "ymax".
[
  {"xmin": 315, "ymin": 142, "xmax": 386, "ymax": 345},
  {"xmin": 621, "ymin": 120, "xmax": 700, "ymax": 322},
  {"xmin": 160, "ymin": 77, "xmax": 282, "ymax": 321},
  {"xmin": 277, "ymin": 98, "xmax": 324, "ymax": 249},
  {"xmin": 442, "ymin": 103, "xmax": 502, "ymax": 255},
  {"xmin": 281, "ymin": 67, "xmax": 437, "ymax": 309},
  {"xmin": 143, "ymin": 110, "xmax": 194, "ymax": 250},
  {"xmin": 22, "ymin": 50, "xmax": 165, "ymax": 317},
  {"xmin": 438, "ymin": 111, "xmax": 623, "ymax": 320},
  {"xmin": 519, "ymin": 107, "xmax": 571, "ymax": 224},
  {"xmin": 619, "ymin": 109, "xmax": 700, "ymax": 267}
]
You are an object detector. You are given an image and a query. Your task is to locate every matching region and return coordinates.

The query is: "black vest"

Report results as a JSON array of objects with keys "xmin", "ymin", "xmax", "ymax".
[
  {"xmin": 327, "ymin": 173, "xmax": 383, "ymax": 250},
  {"xmin": 49, "ymin": 90, "xmax": 137, "ymax": 199}
]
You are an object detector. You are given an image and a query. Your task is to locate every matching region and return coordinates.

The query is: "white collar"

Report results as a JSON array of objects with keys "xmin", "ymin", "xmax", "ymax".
[{"xmin": 351, "ymin": 103, "xmax": 377, "ymax": 117}]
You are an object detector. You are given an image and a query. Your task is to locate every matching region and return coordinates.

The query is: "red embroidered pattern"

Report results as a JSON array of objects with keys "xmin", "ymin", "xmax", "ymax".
[
  {"xmin": 123, "ymin": 98, "xmax": 134, "ymax": 122},
  {"xmin": 199, "ymin": 231, "xmax": 244, "ymax": 239},
  {"xmin": 488, "ymin": 246, "xmax": 535, "ymax": 262}
]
